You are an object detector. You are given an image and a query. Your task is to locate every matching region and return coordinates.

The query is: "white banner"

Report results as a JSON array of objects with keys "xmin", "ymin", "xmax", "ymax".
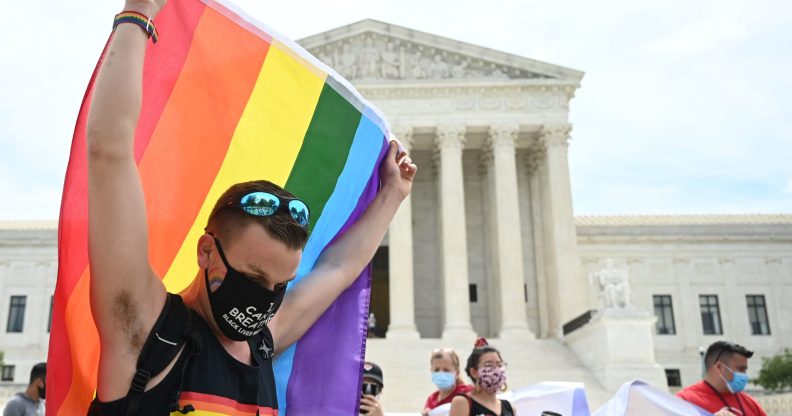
[
  {"xmin": 421, "ymin": 380, "xmax": 716, "ymax": 416},
  {"xmin": 428, "ymin": 382, "xmax": 589, "ymax": 416},
  {"xmin": 594, "ymin": 380, "xmax": 713, "ymax": 416}
]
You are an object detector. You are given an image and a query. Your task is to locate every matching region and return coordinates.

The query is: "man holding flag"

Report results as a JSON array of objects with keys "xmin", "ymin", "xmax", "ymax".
[{"xmin": 82, "ymin": 0, "xmax": 417, "ymax": 414}]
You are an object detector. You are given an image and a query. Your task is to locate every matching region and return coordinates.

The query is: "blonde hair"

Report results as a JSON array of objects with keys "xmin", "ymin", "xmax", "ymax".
[{"xmin": 430, "ymin": 348, "xmax": 462, "ymax": 384}]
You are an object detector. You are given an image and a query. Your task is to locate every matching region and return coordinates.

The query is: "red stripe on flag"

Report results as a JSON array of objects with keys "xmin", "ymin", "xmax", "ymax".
[{"xmin": 180, "ymin": 391, "xmax": 261, "ymax": 413}]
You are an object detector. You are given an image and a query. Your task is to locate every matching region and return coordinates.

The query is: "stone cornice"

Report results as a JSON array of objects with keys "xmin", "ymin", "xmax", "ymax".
[
  {"xmin": 299, "ymin": 19, "xmax": 584, "ymax": 82},
  {"xmin": 0, "ymin": 221, "xmax": 57, "ymax": 230},
  {"xmin": 576, "ymin": 214, "xmax": 792, "ymax": 226},
  {"xmin": 577, "ymin": 234, "xmax": 792, "ymax": 244},
  {"xmin": 358, "ymin": 82, "xmax": 579, "ymax": 100}
]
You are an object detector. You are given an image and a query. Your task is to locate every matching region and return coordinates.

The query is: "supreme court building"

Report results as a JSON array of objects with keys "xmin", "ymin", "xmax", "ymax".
[{"xmin": 1, "ymin": 20, "xmax": 791, "ymax": 412}]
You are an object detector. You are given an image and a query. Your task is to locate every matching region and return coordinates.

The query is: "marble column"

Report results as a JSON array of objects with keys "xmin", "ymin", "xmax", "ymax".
[
  {"xmin": 526, "ymin": 149, "xmax": 549, "ymax": 338},
  {"xmin": 436, "ymin": 123, "xmax": 476, "ymax": 340},
  {"xmin": 386, "ymin": 125, "xmax": 419, "ymax": 339},
  {"xmin": 539, "ymin": 124, "xmax": 586, "ymax": 336},
  {"xmin": 486, "ymin": 123, "xmax": 533, "ymax": 339}
]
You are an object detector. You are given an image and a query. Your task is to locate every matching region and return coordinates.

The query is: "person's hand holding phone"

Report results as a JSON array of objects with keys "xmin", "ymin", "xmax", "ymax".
[{"xmin": 360, "ymin": 394, "xmax": 384, "ymax": 416}]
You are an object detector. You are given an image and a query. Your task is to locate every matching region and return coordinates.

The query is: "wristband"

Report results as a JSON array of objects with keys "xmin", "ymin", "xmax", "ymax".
[{"xmin": 113, "ymin": 11, "xmax": 159, "ymax": 44}]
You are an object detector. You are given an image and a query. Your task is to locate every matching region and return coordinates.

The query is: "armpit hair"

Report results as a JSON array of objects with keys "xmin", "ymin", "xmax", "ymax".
[{"xmin": 113, "ymin": 290, "xmax": 147, "ymax": 353}]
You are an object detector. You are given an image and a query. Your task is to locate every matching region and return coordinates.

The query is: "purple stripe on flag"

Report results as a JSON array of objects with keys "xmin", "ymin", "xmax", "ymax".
[{"xmin": 285, "ymin": 141, "xmax": 388, "ymax": 414}]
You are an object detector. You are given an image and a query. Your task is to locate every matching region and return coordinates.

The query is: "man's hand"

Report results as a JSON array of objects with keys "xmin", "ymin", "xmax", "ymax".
[
  {"xmin": 380, "ymin": 139, "xmax": 417, "ymax": 201},
  {"xmin": 123, "ymin": 0, "xmax": 167, "ymax": 18},
  {"xmin": 714, "ymin": 408, "xmax": 738, "ymax": 416},
  {"xmin": 360, "ymin": 395, "xmax": 384, "ymax": 416}
]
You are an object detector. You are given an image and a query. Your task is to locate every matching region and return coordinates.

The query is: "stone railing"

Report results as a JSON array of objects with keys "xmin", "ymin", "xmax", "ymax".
[{"xmin": 756, "ymin": 391, "xmax": 792, "ymax": 416}]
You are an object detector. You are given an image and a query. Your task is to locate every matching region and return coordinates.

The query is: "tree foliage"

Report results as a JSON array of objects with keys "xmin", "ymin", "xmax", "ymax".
[{"xmin": 753, "ymin": 349, "xmax": 792, "ymax": 392}]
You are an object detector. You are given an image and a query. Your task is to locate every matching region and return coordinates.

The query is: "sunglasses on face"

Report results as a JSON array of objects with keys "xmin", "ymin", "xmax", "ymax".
[{"xmin": 233, "ymin": 191, "xmax": 310, "ymax": 227}]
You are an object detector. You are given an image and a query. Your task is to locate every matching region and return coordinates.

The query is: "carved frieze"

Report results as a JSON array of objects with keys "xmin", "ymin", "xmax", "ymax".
[{"xmin": 308, "ymin": 34, "xmax": 551, "ymax": 82}]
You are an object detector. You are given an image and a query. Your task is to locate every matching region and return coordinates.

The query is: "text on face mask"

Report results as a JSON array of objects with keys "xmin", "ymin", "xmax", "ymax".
[{"xmin": 222, "ymin": 304, "xmax": 275, "ymax": 335}]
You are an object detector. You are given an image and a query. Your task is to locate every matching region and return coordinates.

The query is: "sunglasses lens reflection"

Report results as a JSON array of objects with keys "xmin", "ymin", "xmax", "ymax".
[
  {"xmin": 288, "ymin": 200, "xmax": 310, "ymax": 226},
  {"xmin": 241, "ymin": 192, "xmax": 280, "ymax": 216}
]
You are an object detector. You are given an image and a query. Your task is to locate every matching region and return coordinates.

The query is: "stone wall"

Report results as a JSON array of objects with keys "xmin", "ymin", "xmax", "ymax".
[
  {"xmin": 0, "ymin": 224, "xmax": 56, "ymax": 386},
  {"xmin": 756, "ymin": 392, "xmax": 792, "ymax": 416},
  {"xmin": 577, "ymin": 217, "xmax": 792, "ymax": 391}
]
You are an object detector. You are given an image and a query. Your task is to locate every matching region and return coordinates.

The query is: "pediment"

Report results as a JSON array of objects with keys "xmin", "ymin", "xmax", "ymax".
[{"xmin": 298, "ymin": 19, "xmax": 583, "ymax": 84}]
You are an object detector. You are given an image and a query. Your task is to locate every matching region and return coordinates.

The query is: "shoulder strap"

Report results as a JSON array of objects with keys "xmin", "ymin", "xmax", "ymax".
[
  {"xmin": 465, "ymin": 394, "xmax": 474, "ymax": 414},
  {"xmin": 125, "ymin": 294, "xmax": 196, "ymax": 415}
]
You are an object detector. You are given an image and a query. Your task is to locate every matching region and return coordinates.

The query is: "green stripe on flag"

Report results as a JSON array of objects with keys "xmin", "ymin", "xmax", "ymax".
[{"xmin": 285, "ymin": 84, "xmax": 363, "ymax": 233}]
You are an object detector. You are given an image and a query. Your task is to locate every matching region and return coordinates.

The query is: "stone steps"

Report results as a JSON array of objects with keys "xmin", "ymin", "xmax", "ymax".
[{"xmin": 364, "ymin": 337, "xmax": 614, "ymax": 413}]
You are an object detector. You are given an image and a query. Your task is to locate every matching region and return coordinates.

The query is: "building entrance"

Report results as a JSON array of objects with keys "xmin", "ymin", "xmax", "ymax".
[{"xmin": 368, "ymin": 246, "xmax": 389, "ymax": 337}]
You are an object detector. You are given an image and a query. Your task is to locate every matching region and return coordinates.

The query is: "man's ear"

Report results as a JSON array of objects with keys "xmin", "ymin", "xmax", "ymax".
[{"xmin": 197, "ymin": 234, "xmax": 214, "ymax": 269}]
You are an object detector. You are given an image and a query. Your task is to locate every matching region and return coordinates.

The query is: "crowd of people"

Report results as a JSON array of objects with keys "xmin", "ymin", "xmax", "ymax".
[
  {"xmin": 2, "ymin": 339, "xmax": 770, "ymax": 415},
  {"xmin": 357, "ymin": 339, "xmax": 767, "ymax": 416}
]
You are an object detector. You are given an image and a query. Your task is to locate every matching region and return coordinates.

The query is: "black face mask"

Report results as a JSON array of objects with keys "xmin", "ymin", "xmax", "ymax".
[
  {"xmin": 38, "ymin": 384, "xmax": 45, "ymax": 400},
  {"xmin": 205, "ymin": 235, "xmax": 286, "ymax": 341}
]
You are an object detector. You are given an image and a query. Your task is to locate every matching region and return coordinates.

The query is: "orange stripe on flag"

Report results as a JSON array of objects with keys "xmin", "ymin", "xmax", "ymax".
[
  {"xmin": 61, "ymin": 268, "xmax": 100, "ymax": 412},
  {"xmin": 141, "ymin": 7, "xmax": 271, "ymax": 280},
  {"xmin": 179, "ymin": 391, "xmax": 260, "ymax": 415}
]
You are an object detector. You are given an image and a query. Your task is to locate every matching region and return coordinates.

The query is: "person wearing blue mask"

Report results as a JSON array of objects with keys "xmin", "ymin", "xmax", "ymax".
[
  {"xmin": 421, "ymin": 348, "xmax": 472, "ymax": 415},
  {"xmin": 677, "ymin": 341, "xmax": 767, "ymax": 416}
]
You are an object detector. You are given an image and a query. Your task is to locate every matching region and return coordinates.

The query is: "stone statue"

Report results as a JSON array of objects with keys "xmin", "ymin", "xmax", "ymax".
[
  {"xmin": 451, "ymin": 59, "xmax": 469, "ymax": 78},
  {"xmin": 427, "ymin": 54, "xmax": 450, "ymax": 78},
  {"xmin": 317, "ymin": 51, "xmax": 334, "ymax": 68},
  {"xmin": 380, "ymin": 42, "xmax": 400, "ymax": 79},
  {"xmin": 336, "ymin": 42, "xmax": 358, "ymax": 79},
  {"xmin": 489, "ymin": 64, "xmax": 509, "ymax": 79},
  {"xmin": 358, "ymin": 37, "xmax": 381, "ymax": 80},
  {"xmin": 403, "ymin": 52, "xmax": 425, "ymax": 79},
  {"xmin": 590, "ymin": 259, "xmax": 632, "ymax": 309}
]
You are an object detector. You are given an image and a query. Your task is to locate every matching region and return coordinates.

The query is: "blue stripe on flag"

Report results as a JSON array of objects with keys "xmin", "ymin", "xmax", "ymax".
[{"xmin": 273, "ymin": 116, "xmax": 386, "ymax": 415}]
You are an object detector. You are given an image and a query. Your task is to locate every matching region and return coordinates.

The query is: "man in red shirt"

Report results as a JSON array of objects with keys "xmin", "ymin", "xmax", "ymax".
[{"xmin": 677, "ymin": 341, "xmax": 767, "ymax": 416}]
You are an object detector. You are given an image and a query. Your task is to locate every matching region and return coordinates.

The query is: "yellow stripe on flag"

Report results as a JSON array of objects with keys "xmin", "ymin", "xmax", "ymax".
[{"xmin": 162, "ymin": 45, "xmax": 326, "ymax": 291}]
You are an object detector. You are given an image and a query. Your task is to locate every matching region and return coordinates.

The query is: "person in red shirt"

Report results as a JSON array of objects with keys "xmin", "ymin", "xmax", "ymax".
[
  {"xmin": 421, "ymin": 348, "xmax": 473, "ymax": 415},
  {"xmin": 677, "ymin": 341, "xmax": 767, "ymax": 416}
]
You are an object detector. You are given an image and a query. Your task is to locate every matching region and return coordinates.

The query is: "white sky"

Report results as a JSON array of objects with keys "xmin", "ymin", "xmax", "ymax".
[{"xmin": 0, "ymin": 0, "xmax": 790, "ymax": 220}]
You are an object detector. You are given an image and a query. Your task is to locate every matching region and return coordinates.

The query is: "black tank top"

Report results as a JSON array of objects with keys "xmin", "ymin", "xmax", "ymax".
[
  {"xmin": 88, "ymin": 312, "xmax": 277, "ymax": 415},
  {"xmin": 467, "ymin": 396, "xmax": 514, "ymax": 416}
]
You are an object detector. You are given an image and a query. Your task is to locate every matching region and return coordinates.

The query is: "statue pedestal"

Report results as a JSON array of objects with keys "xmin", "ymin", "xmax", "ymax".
[{"xmin": 564, "ymin": 308, "xmax": 668, "ymax": 392}]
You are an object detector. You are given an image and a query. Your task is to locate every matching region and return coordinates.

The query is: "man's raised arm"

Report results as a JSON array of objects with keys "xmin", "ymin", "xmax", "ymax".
[
  {"xmin": 86, "ymin": 0, "xmax": 167, "ymax": 390},
  {"xmin": 270, "ymin": 140, "xmax": 416, "ymax": 352}
]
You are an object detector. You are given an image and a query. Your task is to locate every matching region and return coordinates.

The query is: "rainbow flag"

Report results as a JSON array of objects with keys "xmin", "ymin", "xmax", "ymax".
[{"xmin": 49, "ymin": 0, "xmax": 389, "ymax": 414}]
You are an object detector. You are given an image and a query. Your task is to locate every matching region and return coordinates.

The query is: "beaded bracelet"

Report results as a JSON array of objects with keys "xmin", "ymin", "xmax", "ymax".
[{"xmin": 113, "ymin": 11, "xmax": 159, "ymax": 44}]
